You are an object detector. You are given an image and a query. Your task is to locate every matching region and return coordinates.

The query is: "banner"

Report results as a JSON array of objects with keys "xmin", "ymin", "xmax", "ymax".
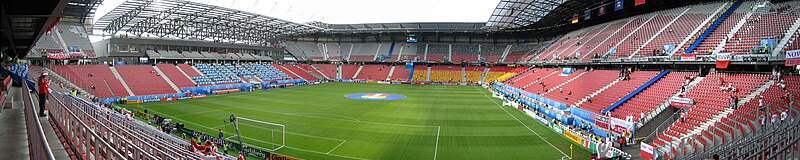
[
  {"xmin": 614, "ymin": 0, "xmax": 624, "ymax": 11},
  {"xmin": 550, "ymin": 123, "xmax": 564, "ymax": 134},
  {"xmin": 270, "ymin": 153, "xmax": 299, "ymax": 160},
  {"xmin": 595, "ymin": 114, "xmax": 609, "ymax": 130},
  {"xmin": 570, "ymin": 106, "xmax": 596, "ymax": 123},
  {"xmin": 680, "ymin": 53, "xmax": 696, "ymax": 61},
  {"xmin": 571, "ymin": 16, "xmax": 579, "ymax": 24},
  {"xmin": 635, "ymin": 0, "xmax": 646, "ymax": 6},
  {"xmin": 787, "ymin": 50, "xmax": 800, "ymax": 66},
  {"xmin": 609, "ymin": 117, "xmax": 634, "ymax": 135},
  {"xmin": 561, "ymin": 67, "xmax": 575, "ymax": 76},
  {"xmin": 564, "ymin": 129, "xmax": 585, "ymax": 145},
  {"xmin": 669, "ymin": 96, "xmax": 694, "ymax": 108},
  {"xmin": 640, "ymin": 143, "xmax": 654, "ymax": 159},
  {"xmin": 716, "ymin": 53, "xmax": 732, "ymax": 68}
]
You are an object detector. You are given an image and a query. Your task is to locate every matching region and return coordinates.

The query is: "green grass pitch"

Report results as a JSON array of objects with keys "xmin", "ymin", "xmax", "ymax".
[{"xmin": 120, "ymin": 82, "xmax": 592, "ymax": 160}]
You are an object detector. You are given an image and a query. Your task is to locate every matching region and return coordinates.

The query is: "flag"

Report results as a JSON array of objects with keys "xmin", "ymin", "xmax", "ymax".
[
  {"xmin": 571, "ymin": 16, "xmax": 579, "ymax": 24},
  {"xmin": 716, "ymin": 53, "xmax": 732, "ymax": 68},
  {"xmin": 614, "ymin": 0, "xmax": 624, "ymax": 11},
  {"xmin": 584, "ymin": 10, "xmax": 591, "ymax": 20},
  {"xmin": 598, "ymin": 5, "xmax": 606, "ymax": 15},
  {"xmin": 635, "ymin": 0, "xmax": 646, "ymax": 6}
]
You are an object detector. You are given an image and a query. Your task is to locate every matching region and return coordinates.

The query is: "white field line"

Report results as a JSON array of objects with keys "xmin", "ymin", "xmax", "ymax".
[
  {"xmin": 434, "ymin": 126, "xmax": 441, "ymax": 160},
  {"xmin": 473, "ymin": 86, "xmax": 570, "ymax": 159},
  {"xmin": 327, "ymin": 140, "xmax": 347, "ymax": 154}
]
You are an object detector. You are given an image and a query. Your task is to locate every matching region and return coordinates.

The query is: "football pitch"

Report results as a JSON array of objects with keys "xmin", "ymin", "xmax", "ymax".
[{"xmin": 120, "ymin": 82, "xmax": 592, "ymax": 160}]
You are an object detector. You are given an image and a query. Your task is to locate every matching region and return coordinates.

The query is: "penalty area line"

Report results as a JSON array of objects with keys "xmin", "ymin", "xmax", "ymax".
[{"xmin": 473, "ymin": 86, "xmax": 570, "ymax": 159}]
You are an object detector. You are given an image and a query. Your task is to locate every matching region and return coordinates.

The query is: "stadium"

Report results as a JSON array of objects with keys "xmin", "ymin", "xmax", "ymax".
[{"xmin": 1, "ymin": 0, "xmax": 799, "ymax": 159}]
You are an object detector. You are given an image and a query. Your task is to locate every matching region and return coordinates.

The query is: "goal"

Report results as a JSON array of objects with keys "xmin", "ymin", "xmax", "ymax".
[{"xmin": 227, "ymin": 116, "xmax": 286, "ymax": 151}]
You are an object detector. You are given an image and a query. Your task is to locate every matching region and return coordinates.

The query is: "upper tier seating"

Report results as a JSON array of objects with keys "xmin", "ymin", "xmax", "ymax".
[
  {"xmin": 684, "ymin": 3, "xmax": 753, "ymax": 56},
  {"xmin": 722, "ymin": 4, "xmax": 800, "ymax": 55},
  {"xmin": 592, "ymin": 18, "xmax": 648, "ymax": 59},
  {"xmin": 50, "ymin": 64, "xmax": 131, "ymax": 98},
  {"xmin": 543, "ymin": 70, "xmax": 619, "ymax": 105},
  {"xmin": 613, "ymin": 15, "xmax": 677, "ymax": 58},
  {"xmin": 356, "ymin": 64, "xmax": 391, "ymax": 80},
  {"xmin": 579, "ymin": 71, "xmax": 659, "ymax": 114},
  {"xmin": 116, "ymin": 65, "xmax": 177, "ymax": 95},
  {"xmin": 576, "ymin": 21, "xmax": 631, "ymax": 61},
  {"xmin": 155, "ymin": 64, "xmax": 196, "ymax": 88},
  {"xmin": 611, "ymin": 72, "xmax": 696, "ymax": 120}
]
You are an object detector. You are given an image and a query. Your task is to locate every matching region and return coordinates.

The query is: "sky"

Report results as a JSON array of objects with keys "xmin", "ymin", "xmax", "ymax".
[{"xmin": 93, "ymin": 0, "xmax": 500, "ymax": 24}]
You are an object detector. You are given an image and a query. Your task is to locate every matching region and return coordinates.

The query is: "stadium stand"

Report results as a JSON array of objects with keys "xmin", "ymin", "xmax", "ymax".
[
  {"xmin": 356, "ymin": 64, "xmax": 391, "ymax": 80},
  {"xmin": 50, "ymin": 64, "xmax": 131, "ymax": 98},
  {"xmin": 635, "ymin": 3, "xmax": 725, "ymax": 57},
  {"xmin": 195, "ymin": 64, "xmax": 245, "ymax": 84},
  {"xmin": 283, "ymin": 64, "xmax": 319, "ymax": 80},
  {"xmin": 613, "ymin": 14, "xmax": 678, "ymax": 58},
  {"xmin": 155, "ymin": 64, "xmax": 196, "ymax": 88},
  {"xmin": 464, "ymin": 66, "xmax": 484, "ymax": 82},
  {"xmin": 56, "ymin": 23, "xmax": 95, "ymax": 57},
  {"xmin": 543, "ymin": 70, "xmax": 619, "ymax": 105},
  {"xmin": 683, "ymin": 1, "xmax": 753, "ymax": 56},
  {"xmin": 654, "ymin": 72, "xmax": 769, "ymax": 155},
  {"xmin": 721, "ymin": 1, "xmax": 800, "ymax": 55},
  {"xmin": 341, "ymin": 64, "xmax": 360, "ymax": 79},
  {"xmin": 115, "ymin": 65, "xmax": 177, "ymax": 95},
  {"xmin": 424, "ymin": 65, "xmax": 463, "ymax": 82},
  {"xmin": 349, "ymin": 43, "xmax": 381, "ymax": 61},
  {"xmin": 242, "ymin": 63, "xmax": 291, "ymax": 80},
  {"xmin": 611, "ymin": 71, "xmax": 697, "ymax": 121},
  {"xmin": 313, "ymin": 64, "xmax": 338, "ymax": 79},
  {"xmin": 426, "ymin": 44, "xmax": 449, "ymax": 62},
  {"xmin": 579, "ymin": 71, "xmax": 659, "ymax": 114},
  {"xmin": 390, "ymin": 65, "xmax": 412, "ymax": 81},
  {"xmin": 451, "ymin": 44, "xmax": 479, "ymax": 62},
  {"xmin": 525, "ymin": 69, "xmax": 585, "ymax": 94}
]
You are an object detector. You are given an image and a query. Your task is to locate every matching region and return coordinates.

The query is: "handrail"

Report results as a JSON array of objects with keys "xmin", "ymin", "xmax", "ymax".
[
  {"xmin": 21, "ymin": 81, "xmax": 56, "ymax": 160},
  {"xmin": 48, "ymin": 92, "xmax": 129, "ymax": 159},
  {"xmin": 641, "ymin": 108, "xmax": 681, "ymax": 145}
]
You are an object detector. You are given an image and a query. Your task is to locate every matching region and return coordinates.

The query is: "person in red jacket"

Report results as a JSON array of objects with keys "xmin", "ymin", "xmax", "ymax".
[{"xmin": 38, "ymin": 72, "xmax": 50, "ymax": 117}]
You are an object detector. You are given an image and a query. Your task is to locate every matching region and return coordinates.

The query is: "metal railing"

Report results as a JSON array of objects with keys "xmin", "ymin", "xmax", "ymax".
[
  {"xmin": 641, "ymin": 108, "xmax": 682, "ymax": 149},
  {"xmin": 21, "ymin": 81, "xmax": 56, "ymax": 160}
]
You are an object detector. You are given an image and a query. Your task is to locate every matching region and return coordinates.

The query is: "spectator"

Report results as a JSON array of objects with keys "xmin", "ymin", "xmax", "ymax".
[
  {"xmin": 781, "ymin": 109, "xmax": 788, "ymax": 122},
  {"xmin": 38, "ymin": 72, "xmax": 50, "ymax": 117}
]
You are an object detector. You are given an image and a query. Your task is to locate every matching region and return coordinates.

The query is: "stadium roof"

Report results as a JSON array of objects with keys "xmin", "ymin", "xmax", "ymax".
[
  {"xmin": 2, "ymin": 0, "xmax": 101, "ymax": 58},
  {"xmin": 317, "ymin": 22, "xmax": 486, "ymax": 34},
  {"xmin": 92, "ymin": 0, "xmax": 324, "ymax": 45}
]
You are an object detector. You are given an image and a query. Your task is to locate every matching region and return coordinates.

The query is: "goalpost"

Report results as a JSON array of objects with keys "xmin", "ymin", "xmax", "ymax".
[{"xmin": 228, "ymin": 115, "xmax": 286, "ymax": 152}]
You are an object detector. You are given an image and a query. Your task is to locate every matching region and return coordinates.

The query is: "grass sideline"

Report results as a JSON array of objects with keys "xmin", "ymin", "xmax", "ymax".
[{"xmin": 120, "ymin": 82, "xmax": 592, "ymax": 160}]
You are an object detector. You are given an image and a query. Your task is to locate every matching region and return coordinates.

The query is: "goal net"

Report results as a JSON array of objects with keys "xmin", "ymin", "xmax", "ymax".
[{"xmin": 226, "ymin": 117, "xmax": 285, "ymax": 151}]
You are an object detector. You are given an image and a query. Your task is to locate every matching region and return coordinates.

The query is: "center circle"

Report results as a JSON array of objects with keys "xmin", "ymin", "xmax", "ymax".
[{"xmin": 345, "ymin": 92, "xmax": 406, "ymax": 100}]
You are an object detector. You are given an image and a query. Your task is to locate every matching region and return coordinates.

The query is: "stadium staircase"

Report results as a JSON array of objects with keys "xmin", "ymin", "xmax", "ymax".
[
  {"xmin": 172, "ymin": 64, "xmax": 198, "ymax": 85},
  {"xmin": 109, "ymin": 67, "xmax": 136, "ymax": 96},
  {"xmin": 669, "ymin": 3, "xmax": 729, "ymax": 56},
  {"xmin": 602, "ymin": 70, "xmax": 670, "ymax": 113},
  {"xmin": 425, "ymin": 66, "xmax": 431, "ymax": 81},
  {"xmin": 574, "ymin": 77, "xmax": 623, "ymax": 107},
  {"xmin": 352, "ymin": 65, "xmax": 363, "ymax": 79},
  {"xmin": 521, "ymin": 69, "xmax": 559, "ymax": 89},
  {"xmin": 479, "ymin": 67, "xmax": 490, "ymax": 82},
  {"xmin": 774, "ymin": 13, "xmax": 800, "ymax": 55},
  {"xmin": 499, "ymin": 45, "xmax": 512, "ymax": 63},
  {"xmin": 607, "ymin": 14, "xmax": 657, "ymax": 58},
  {"xmin": 273, "ymin": 64, "xmax": 301, "ymax": 79},
  {"xmin": 387, "ymin": 66, "xmax": 395, "ymax": 80},
  {"xmin": 542, "ymin": 71, "xmax": 586, "ymax": 95},
  {"xmin": 461, "ymin": 67, "xmax": 467, "ymax": 82},
  {"xmin": 684, "ymin": 0, "xmax": 744, "ymax": 54},
  {"xmin": 582, "ymin": 19, "xmax": 635, "ymax": 60},
  {"xmin": 152, "ymin": 65, "xmax": 182, "ymax": 92},
  {"xmin": 712, "ymin": 2, "xmax": 758, "ymax": 55},
  {"xmin": 310, "ymin": 64, "xmax": 330, "ymax": 79},
  {"xmin": 640, "ymin": 74, "xmax": 703, "ymax": 128},
  {"xmin": 629, "ymin": 8, "xmax": 690, "ymax": 58}
]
